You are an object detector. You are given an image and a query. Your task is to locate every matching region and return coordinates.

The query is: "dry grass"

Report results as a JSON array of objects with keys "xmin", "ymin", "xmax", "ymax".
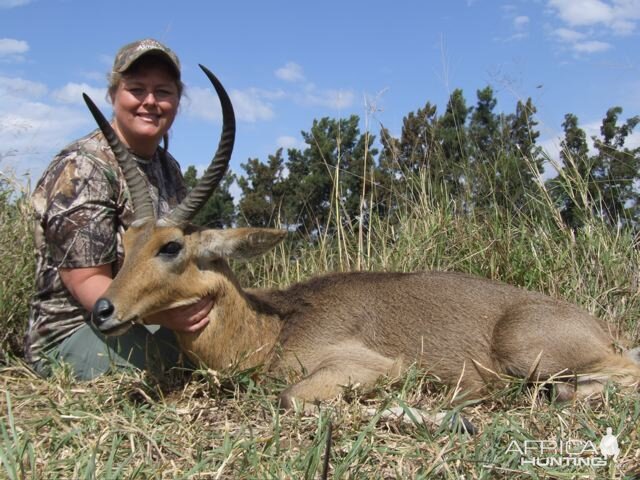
[
  {"xmin": 0, "ymin": 172, "xmax": 34, "ymax": 360},
  {"xmin": 2, "ymin": 359, "xmax": 640, "ymax": 479}
]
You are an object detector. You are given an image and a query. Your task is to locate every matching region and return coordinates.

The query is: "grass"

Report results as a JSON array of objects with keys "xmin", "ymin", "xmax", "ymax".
[
  {"xmin": 0, "ymin": 172, "xmax": 34, "ymax": 361},
  {"xmin": 2, "ymin": 361, "xmax": 640, "ymax": 478},
  {"xmin": 2, "ymin": 147, "xmax": 640, "ymax": 477}
]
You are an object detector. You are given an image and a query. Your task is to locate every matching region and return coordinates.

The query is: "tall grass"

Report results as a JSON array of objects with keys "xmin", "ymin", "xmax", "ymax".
[
  {"xmin": 2, "ymin": 145, "xmax": 640, "ymax": 477},
  {"xmin": 0, "ymin": 173, "xmax": 33, "ymax": 362}
]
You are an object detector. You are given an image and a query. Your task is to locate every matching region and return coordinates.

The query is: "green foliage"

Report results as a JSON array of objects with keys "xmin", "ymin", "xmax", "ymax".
[
  {"xmin": 592, "ymin": 107, "xmax": 640, "ymax": 224},
  {"xmin": 237, "ymin": 149, "xmax": 287, "ymax": 227},
  {"xmin": 379, "ymin": 101, "xmax": 439, "ymax": 176},
  {"xmin": 436, "ymin": 88, "xmax": 470, "ymax": 198},
  {"xmin": 273, "ymin": 116, "xmax": 378, "ymax": 235},
  {"xmin": 186, "ymin": 167, "xmax": 236, "ymax": 228},
  {"xmin": 548, "ymin": 108, "xmax": 640, "ymax": 229}
]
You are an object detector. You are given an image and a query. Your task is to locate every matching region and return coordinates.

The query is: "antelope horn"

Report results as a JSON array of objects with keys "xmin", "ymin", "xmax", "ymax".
[
  {"xmin": 163, "ymin": 64, "xmax": 236, "ymax": 226},
  {"xmin": 82, "ymin": 93, "xmax": 156, "ymax": 222}
]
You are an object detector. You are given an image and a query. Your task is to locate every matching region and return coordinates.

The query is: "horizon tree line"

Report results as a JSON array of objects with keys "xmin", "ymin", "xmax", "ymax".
[{"xmin": 185, "ymin": 86, "xmax": 640, "ymax": 235}]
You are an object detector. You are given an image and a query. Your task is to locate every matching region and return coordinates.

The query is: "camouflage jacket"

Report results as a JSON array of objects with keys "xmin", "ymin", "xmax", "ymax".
[{"xmin": 25, "ymin": 129, "xmax": 186, "ymax": 364}]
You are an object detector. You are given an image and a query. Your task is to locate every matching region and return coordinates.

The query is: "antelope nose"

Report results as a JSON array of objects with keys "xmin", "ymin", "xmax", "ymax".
[{"xmin": 92, "ymin": 298, "xmax": 115, "ymax": 327}]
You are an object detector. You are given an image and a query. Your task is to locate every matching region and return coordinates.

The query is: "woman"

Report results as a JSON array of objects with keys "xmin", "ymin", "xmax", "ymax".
[{"xmin": 26, "ymin": 39, "xmax": 212, "ymax": 380}]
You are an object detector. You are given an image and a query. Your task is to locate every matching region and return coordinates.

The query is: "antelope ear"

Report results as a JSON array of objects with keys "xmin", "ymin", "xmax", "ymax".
[{"xmin": 200, "ymin": 228, "xmax": 286, "ymax": 259}]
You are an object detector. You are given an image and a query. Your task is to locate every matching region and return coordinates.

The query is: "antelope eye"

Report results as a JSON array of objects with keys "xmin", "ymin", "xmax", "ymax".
[{"xmin": 158, "ymin": 241, "xmax": 183, "ymax": 257}]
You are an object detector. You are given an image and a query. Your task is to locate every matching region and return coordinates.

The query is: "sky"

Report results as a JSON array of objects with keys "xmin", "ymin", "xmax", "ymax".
[{"xmin": 1, "ymin": 0, "xmax": 639, "ymax": 193}]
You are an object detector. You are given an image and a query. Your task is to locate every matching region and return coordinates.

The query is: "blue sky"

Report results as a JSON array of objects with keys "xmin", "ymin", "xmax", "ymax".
[{"xmin": 1, "ymin": 0, "xmax": 639, "ymax": 192}]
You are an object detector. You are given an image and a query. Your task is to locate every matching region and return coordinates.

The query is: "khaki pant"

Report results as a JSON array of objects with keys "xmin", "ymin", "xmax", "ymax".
[{"xmin": 34, "ymin": 322, "xmax": 185, "ymax": 380}]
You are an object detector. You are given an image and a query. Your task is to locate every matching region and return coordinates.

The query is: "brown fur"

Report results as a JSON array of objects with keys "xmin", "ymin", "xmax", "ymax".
[{"xmin": 93, "ymin": 225, "xmax": 640, "ymax": 409}]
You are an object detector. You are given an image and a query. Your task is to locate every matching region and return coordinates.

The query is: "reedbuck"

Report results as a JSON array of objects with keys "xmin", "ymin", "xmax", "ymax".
[{"xmin": 85, "ymin": 67, "xmax": 640, "ymax": 416}]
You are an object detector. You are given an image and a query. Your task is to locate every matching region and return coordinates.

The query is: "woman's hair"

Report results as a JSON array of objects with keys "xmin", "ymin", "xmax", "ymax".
[{"xmin": 107, "ymin": 54, "xmax": 185, "ymax": 154}]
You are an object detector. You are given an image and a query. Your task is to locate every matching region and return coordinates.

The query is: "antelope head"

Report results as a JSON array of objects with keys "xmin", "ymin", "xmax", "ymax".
[{"xmin": 84, "ymin": 65, "xmax": 284, "ymax": 336}]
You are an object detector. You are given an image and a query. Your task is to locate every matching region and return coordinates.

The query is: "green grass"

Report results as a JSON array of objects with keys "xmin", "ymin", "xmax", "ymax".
[{"xmin": 2, "ymin": 150, "xmax": 640, "ymax": 477}]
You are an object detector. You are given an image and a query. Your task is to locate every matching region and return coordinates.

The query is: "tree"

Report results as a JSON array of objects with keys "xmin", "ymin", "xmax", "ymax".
[
  {"xmin": 237, "ymin": 149, "xmax": 287, "ymax": 227},
  {"xmin": 510, "ymin": 98, "xmax": 541, "ymax": 163},
  {"xmin": 436, "ymin": 89, "xmax": 470, "ymax": 198},
  {"xmin": 492, "ymin": 97, "xmax": 544, "ymax": 212},
  {"xmin": 183, "ymin": 165, "xmax": 198, "ymax": 190},
  {"xmin": 469, "ymin": 86, "xmax": 500, "ymax": 159},
  {"xmin": 468, "ymin": 86, "xmax": 500, "ymax": 206},
  {"xmin": 184, "ymin": 165, "xmax": 236, "ymax": 228},
  {"xmin": 548, "ymin": 113, "xmax": 592, "ymax": 228},
  {"xmin": 381, "ymin": 102, "xmax": 439, "ymax": 175},
  {"xmin": 378, "ymin": 102, "xmax": 442, "ymax": 209},
  {"xmin": 592, "ymin": 107, "xmax": 640, "ymax": 225},
  {"xmin": 284, "ymin": 116, "xmax": 378, "ymax": 234}
]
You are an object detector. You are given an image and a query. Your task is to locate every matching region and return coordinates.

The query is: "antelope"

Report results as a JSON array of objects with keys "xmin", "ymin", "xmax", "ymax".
[{"xmin": 85, "ymin": 67, "xmax": 640, "ymax": 423}]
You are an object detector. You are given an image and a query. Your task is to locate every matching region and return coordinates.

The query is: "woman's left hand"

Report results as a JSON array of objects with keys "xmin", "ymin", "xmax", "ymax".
[{"xmin": 145, "ymin": 296, "xmax": 213, "ymax": 333}]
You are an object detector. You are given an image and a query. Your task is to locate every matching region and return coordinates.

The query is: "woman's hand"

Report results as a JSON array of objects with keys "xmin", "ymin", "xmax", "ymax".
[
  {"xmin": 60, "ymin": 265, "xmax": 212, "ymax": 333},
  {"xmin": 144, "ymin": 296, "xmax": 213, "ymax": 333}
]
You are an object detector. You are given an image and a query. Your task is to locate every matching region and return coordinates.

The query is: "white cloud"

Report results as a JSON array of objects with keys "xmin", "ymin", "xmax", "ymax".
[
  {"xmin": 0, "ymin": 0, "xmax": 31, "ymax": 8},
  {"xmin": 186, "ymin": 61, "xmax": 354, "ymax": 124},
  {"xmin": 552, "ymin": 26, "xmax": 612, "ymax": 52},
  {"xmin": 182, "ymin": 86, "xmax": 219, "ymax": 121},
  {"xmin": 572, "ymin": 40, "xmax": 612, "ymax": 52},
  {"xmin": 553, "ymin": 27, "xmax": 586, "ymax": 42},
  {"xmin": 276, "ymin": 135, "xmax": 301, "ymax": 150},
  {"xmin": 184, "ymin": 86, "xmax": 276, "ymax": 123},
  {"xmin": 547, "ymin": 0, "xmax": 640, "ymax": 55},
  {"xmin": 231, "ymin": 89, "xmax": 276, "ymax": 122},
  {"xmin": 0, "ymin": 75, "xmax": 47, "ymax": 97},
  {"xmin": 552, "ymin": 27, "xmax": 612, "ymax": 53},
  {"xmin": 275, "ymin": 62, "xmax": 305, "ymax": 82},
  {"xmin": 297, "ymin": 87, "xmax": 355, "ymax": 110},
  {"xmin": 0, "ymin": 102, "xmax": 90, "ymax": 177},
  {"xmin": 0, "ymin": 75, "xmax": 95, "ymax": 178},
  {"xmin": 549, "ymin": 0, "xmax": 613, "ymax": 26},
  {"xmin": 548, "ymin": 0, "xmax": 640, "ymax": 34},
  {"xmin": 51, "ymin": 83, "xmax": 109, "ymax": 108},
  {"xmin": 498, "ymin": 8, "xmax": 530, "ymax": 42},
  {"xmin": 626, "ymin": 130, "xmax": 640, "ymax": 150},
  {"xmin": 0, "ymin": 38, "xmax": 28, "ymax": 62}
]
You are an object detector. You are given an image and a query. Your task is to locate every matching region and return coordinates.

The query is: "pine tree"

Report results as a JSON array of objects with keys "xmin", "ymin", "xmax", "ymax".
[
  {"xmin": 548, "ymin": 113, "xmax": 592, "ymax": 228},
  {"xmin": 494, "ymin": 97, "xmax": 544, "ymax": 212},
  {"xmin": 510, "ymin": 98, "xmax": 541, "ymax": 162},
  {"xmin": 183, "ymin": 165, "xmax": 198, "ymax": 190},
  {"xmin": 183, "ymin": 165, "xmax": 236, "ymax": 228},
  {"xmin": 436, "ymin": 89, "xmax": 470, "ymax": 199},
  {"xmin": 384, "ymin": 102, "xmax": 439, "ymax": 175},
  {"xmin": 378, "ymin": 102, "xmax": 443, "ymax": 209},
  {"xmin": 284, "ymin": 116, "xmax": 377, "ymax": 234},
  {"xmin": 468, "ymin": 86, "xmax": 500, "ymax": 206},
  {"xmin": 237, "ymin": 149, "xmax": 287, "ymax": 227},
  {"xmin": 592, "ymin": 107, "xmax": 640, "ymax": 225},
  {"xmin": 469, "ymin": 86, "xmax": 499, "ymax": 158},
  {"xmin": 192, "ymin": 175, "xmax": 236, "ymax": 228}
]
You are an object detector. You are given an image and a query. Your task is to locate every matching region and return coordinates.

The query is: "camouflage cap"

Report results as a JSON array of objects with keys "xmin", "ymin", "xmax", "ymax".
[{"xmin": 112, "ymin": 39, "xmax": 181, "ymax": 78}]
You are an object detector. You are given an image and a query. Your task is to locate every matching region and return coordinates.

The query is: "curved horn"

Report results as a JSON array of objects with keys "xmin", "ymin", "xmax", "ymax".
[
  {"xmin": 82, "ymin": 93, "xmax": 156, "ymax": 222},
  {"xmin": 163, "ymin": 65, "xmax": 236, "ymax": 226}
]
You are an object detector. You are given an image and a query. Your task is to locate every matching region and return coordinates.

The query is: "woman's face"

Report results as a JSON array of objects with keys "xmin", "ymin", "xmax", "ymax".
[{"xmin": 111, "ymin": 63, "xmax": 180, "ymax": 157}]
